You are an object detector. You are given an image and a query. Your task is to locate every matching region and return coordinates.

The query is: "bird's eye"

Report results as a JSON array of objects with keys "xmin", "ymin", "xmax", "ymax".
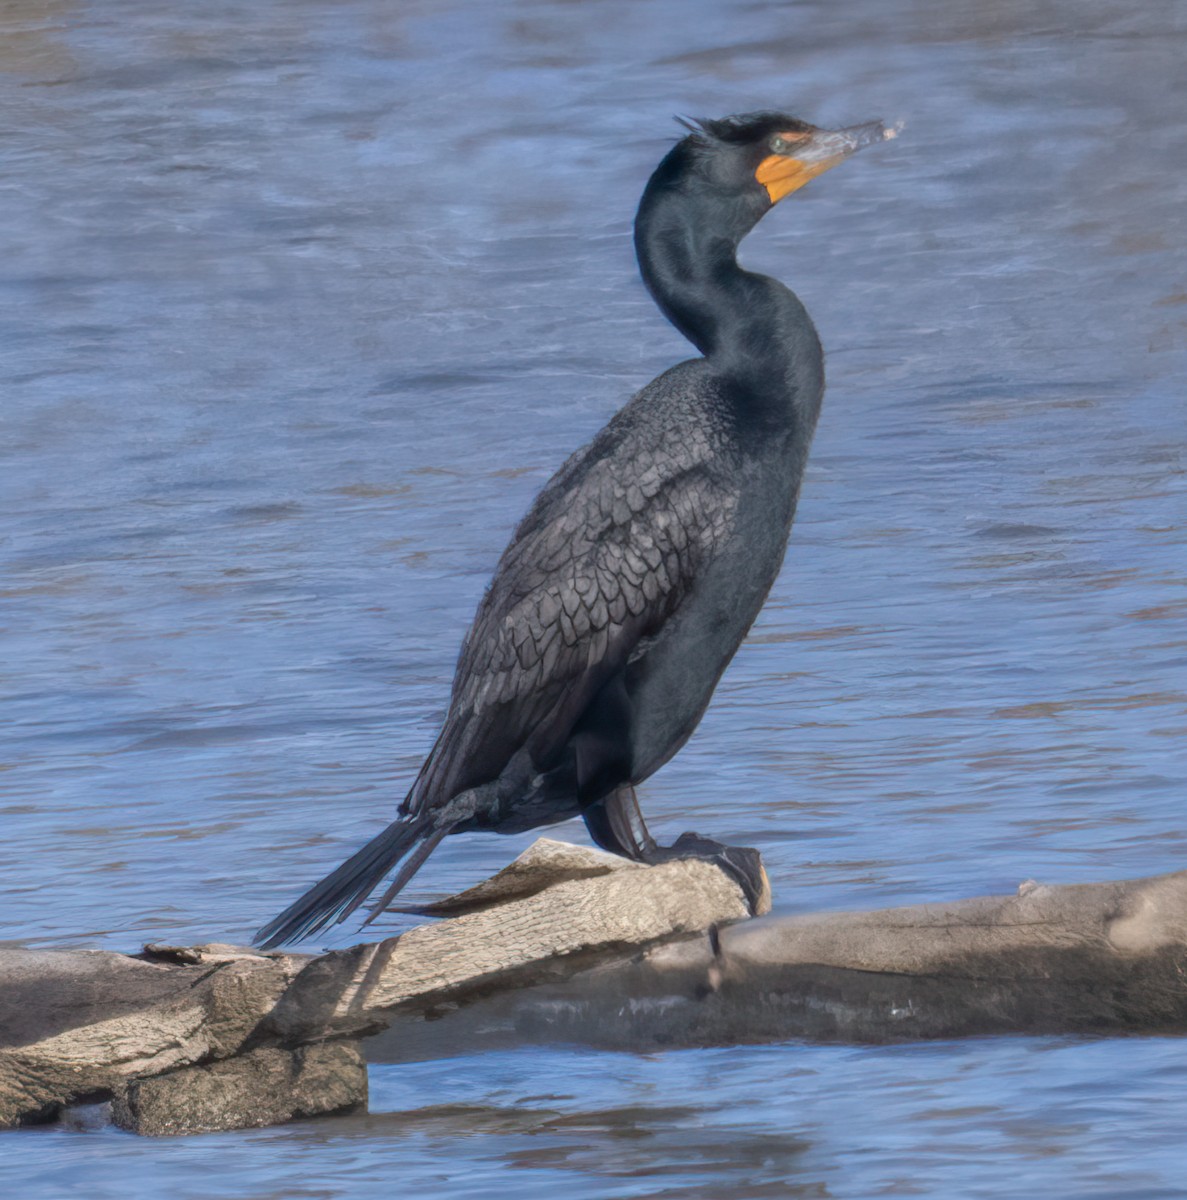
[{"xmin": 770, "ymin": 135, "xmax": 790, "ymax": 153}]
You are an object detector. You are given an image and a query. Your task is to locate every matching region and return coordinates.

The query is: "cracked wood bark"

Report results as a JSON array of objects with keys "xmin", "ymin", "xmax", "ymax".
[
  {"xmin": 2, "ymin": 838, "xmax": 1186, "ymax": 1135},
  {"xmin": 0, "ymin": 841, "xmax": 750, "ymax": 1132},
  {"xmin": 370, "ymin": 870, "xmax": 1187, "ymax": 1059}
]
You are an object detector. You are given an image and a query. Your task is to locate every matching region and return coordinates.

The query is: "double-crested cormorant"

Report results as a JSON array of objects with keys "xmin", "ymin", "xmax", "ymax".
[{"xmin": 256, "ymin": 111, "xmax": 894, "ymax": 948}]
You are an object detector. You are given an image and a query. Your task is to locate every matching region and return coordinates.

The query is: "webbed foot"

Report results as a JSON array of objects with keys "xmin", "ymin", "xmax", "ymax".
[
  {"xmin": 644, "ymin": 831, "xmax": 770, "ymax": 916},
  {"xmin": 582, "ymin": 788, "xmax": 770, "ymax": 915}
]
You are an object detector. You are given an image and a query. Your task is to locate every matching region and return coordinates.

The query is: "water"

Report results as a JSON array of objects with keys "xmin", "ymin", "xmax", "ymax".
[{"xmin": 2, "ymin": 0, "xmax": 1185, "ymax": 1194}]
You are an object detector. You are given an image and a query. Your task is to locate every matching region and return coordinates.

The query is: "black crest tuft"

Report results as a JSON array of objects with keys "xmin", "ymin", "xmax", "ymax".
[{"xmin": 675, "ymin": 111, "xmax": 815, "ymax": 148}]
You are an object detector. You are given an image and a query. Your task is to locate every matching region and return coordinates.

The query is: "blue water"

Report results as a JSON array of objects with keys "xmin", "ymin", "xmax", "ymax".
[
  {"xmin": 15, "ymin": 1040, "xmax": 1187, "ymax": 1199},
  {"xmin": 2, "ymin": 0, "xmax": 1186, "ymax": 1195}
]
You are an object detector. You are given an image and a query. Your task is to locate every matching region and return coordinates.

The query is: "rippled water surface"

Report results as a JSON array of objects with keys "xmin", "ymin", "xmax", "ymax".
[{"xmin": 3, "ymin": 0, "xmax": 1186, "ymax": 1195}]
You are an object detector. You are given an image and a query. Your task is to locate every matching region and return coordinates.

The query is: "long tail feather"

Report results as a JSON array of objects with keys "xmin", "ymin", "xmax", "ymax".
[
  {"xmin": 359, "ymin": 823, "xmax": 453, "ymax": 930},
  {"xmin": 255, "ymin": 815, "xmax": 434, "ymax": 949}
]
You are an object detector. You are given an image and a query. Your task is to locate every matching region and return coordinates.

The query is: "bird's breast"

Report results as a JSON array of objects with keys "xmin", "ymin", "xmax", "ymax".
[{"xmin": 623, "ymin": 446, "xmax": 802, "ymax": 782}]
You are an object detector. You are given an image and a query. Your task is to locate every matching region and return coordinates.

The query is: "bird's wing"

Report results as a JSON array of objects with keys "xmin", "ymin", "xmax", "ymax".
[{"xmin": 404, "ymin": 402, "xmax": 739, "ymax": 813}]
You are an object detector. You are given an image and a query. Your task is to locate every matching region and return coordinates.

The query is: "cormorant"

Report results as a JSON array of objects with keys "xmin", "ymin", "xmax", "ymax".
[{"xmin": 256, "ymin": 111, "xmax": 894, "ymax": 948}]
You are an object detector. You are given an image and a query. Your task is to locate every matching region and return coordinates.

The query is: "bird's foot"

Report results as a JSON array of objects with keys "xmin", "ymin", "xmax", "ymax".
[{"xmin": 644, "ymin": 832, "xmax": 770, "ymax": 916}]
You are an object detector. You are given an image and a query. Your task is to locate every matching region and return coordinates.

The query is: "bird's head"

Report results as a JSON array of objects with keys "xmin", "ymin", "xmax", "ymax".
[
  {"xmin": 634, "ymin": 109, "xmax": 900, "ymax": 353},
  {"xmin": 676, "ymin": 110, "xmax": 897, "ymax": 212}
]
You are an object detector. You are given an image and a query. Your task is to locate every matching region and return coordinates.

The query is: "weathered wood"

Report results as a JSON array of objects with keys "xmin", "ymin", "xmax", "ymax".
[
  {"xmin": 3, "ymin": 839, "xmax": 1186, "ymax": 1135},
  {"xmin": 371, "ymin": 870, "xmax": 1187, "ymax": 1058},
  {"xmin": 111, "ymin": 1044, "xmax": 368, "ymax": 1136},
  {"xmin": 0, "ymin": 840, "xmax": 752, "ymax": 1132},
  {"xmin": 0, "ymin": 943, "xmax": 312, "ymax": 1131},
  {"xmin": 264, "ymin": 843, "xmax": 754, "ymax": 1044}
]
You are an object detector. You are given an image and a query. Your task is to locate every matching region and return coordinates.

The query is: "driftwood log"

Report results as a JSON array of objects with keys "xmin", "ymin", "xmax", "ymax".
[{"xmin": 2, "ymin": 838, "xmax": 1186, "ymax": 1135}]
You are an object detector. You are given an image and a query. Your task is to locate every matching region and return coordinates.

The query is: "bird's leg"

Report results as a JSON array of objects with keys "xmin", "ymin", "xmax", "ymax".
[
  {"xmin": 582, "ymin": 783, "xmax": 658, "ymax": 861},
  {"xmin": 582, "ymin": 786, "xmax": 768, "ymax": 916}
]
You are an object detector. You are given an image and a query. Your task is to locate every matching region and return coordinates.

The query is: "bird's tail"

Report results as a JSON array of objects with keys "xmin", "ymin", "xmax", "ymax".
[{"xmin": 254, "ymin": 813, "xmax": 445, "ymax": 949}]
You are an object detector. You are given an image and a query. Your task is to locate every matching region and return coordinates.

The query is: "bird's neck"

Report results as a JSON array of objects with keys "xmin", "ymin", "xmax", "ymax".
[{"xmin": 633, "ymin": 186, "xmax": 822, "ymax": 420}]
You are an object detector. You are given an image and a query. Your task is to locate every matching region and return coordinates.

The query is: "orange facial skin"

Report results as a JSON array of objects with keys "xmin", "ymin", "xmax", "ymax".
[
  {"xmin": 755, "ymin": 121, "xmax": 896, "ymax": 203},
  {"xmin": 755, "ymin": 131, "xmax": 837, "ymax": 204}
]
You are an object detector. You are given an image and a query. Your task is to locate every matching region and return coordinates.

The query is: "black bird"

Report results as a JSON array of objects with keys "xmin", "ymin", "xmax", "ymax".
[{"xmin": 256, "ymin": 111, "xmax": 894, "ymax": 949}]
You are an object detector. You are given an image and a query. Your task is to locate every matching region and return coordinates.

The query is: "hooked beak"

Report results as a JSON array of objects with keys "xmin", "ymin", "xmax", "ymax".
[{"xmin": 756, "ymin": 119, "xmax": 899, "ymax": 204}]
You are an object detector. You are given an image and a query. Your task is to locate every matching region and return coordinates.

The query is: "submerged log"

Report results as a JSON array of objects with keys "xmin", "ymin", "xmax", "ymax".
[{"xmin": 2, "ymin": 838, "xmax": 1186, "ymax": 1135}]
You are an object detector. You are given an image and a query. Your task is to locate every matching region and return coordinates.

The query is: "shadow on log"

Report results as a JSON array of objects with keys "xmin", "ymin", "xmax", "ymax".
[{"xmin": 2, "ymin": 838, "xmax": 1186, "ymax": 1135}]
